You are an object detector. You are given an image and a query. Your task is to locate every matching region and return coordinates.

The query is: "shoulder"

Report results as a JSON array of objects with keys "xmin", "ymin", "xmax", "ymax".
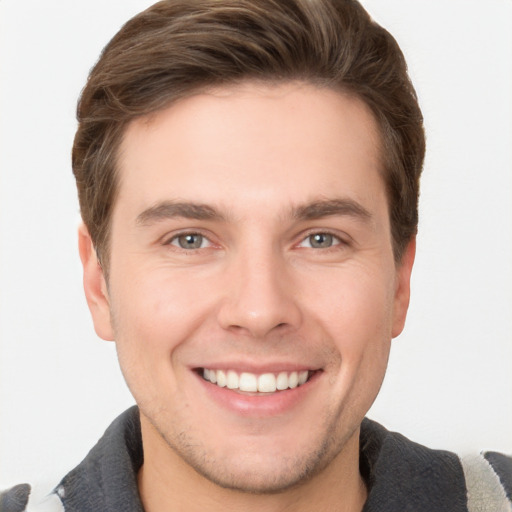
[
  {"xmin": 460, "ymin": 452, "xmax": 512, "ymax": 510},
  {"xmin": 361, "ymin": 418, "xmax": 512, "ymax": 511},
  {"xmin": 1, "ymin": 407, "xmax": 143, "ymax": 512},
  {"xmin": 0, "ymin": 484, "xmax": 64, "ymax": 512}
]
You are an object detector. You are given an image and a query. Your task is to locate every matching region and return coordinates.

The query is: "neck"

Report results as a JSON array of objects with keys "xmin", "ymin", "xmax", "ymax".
[{"xmin": 137, "ymin": 416, "xmax": 367, "ymax": 512}]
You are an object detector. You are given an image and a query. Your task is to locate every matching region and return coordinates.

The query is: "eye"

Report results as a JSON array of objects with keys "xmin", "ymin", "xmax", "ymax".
[
  {"xmin": 170, "ymin": 233, "xmax": 210, "ymax": 250},
  {"xmin": 299, "ymin": 232, "xmax": 340, "ymax": 249}
]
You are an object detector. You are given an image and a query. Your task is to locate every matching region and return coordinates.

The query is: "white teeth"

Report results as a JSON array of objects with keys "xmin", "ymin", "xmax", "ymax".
[
  {"xmin": 226, "ymin": 370, "xmax": 239, "ymax": 389},
  {"xmin": 239, "ymin": 372, "xmax": 258, "ymax": 392},
  {"xmin": 276, "ymin": 372, "xmax": 289, "ymax": 390},
  {"xmin": 258, "ymin": 373, "xmax": 276, "ymax": 393},
  {"xmin": 216, "ymin": 369, "xmax": 227, "ymax": 387},
  {"xmin": 202, "ymin": 368, "xmax": 311, "ymax": 392}
]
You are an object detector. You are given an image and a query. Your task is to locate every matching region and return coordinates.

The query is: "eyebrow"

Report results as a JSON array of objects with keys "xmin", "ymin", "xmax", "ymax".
[
  {"xmin": 292, "ymin": 198, "xmax": 372, "ymax": 222},
  {"xmin": 136, "ymin": 197, "xmax": 372, "ymax": 226},
  {"xmin": 136, "ymin": 201, "xmax": 225, "ymax": 225}
]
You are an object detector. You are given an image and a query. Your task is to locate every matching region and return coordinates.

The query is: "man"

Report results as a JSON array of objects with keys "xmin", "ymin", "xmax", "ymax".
[{"xmin": 1, "ymin": 1, "xmax": 510, "ymax": 511}]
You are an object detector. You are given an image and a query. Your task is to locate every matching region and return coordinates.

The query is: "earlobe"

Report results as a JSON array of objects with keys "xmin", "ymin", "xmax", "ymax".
[
  {"xmin": 391, "ymin": 238, "xmax": 416, "ymax": 338},
  {"xmin": 78, "ymin": 223, "xmax": 115, "ymax": 341}
]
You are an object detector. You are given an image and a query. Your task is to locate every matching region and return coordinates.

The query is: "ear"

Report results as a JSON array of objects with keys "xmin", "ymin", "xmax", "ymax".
[
  {"xmin": 391, "ymin": 237, "xmax": 416, "ymax": 338},
  {"xmin": 78, "ymin": 223, "xmax": 114, "ymax": 341}
]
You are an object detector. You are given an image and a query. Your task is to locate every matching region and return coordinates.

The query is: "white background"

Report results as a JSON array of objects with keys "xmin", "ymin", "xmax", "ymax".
[{"xmin": 1, "ymin": 0, "xmax": 511, "ymax": 490}]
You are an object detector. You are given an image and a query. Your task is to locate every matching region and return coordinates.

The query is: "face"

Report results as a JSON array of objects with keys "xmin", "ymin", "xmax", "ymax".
[{"xmin": 80, "ymin": 82, "xmax": 414, "ymax": 493}]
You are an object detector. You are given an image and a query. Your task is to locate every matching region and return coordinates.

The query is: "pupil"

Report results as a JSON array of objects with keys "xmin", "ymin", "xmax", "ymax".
[
  {"xmin": 179, "ymin": 234, "xmax": 202, "ymax": 249},
  {"xmin": 311, "ymin": 233, "xmax": 332, "ymax": 248}
]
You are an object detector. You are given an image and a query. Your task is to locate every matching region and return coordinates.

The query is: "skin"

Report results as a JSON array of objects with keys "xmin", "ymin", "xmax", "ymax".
[{"xmin": 79, "ymin": 81, "xmax": 415, "ymax": 512}]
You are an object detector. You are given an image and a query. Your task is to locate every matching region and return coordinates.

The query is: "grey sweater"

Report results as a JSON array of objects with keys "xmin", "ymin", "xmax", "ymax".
[{"xmin": 2, "ymin": 406, "xmax": 511, "ymax": 511}]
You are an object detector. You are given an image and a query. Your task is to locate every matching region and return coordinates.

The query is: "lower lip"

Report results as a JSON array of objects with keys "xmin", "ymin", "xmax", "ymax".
[{"xmin": 195, "ymin": 371, "xmax": 321, "ymax": 417}]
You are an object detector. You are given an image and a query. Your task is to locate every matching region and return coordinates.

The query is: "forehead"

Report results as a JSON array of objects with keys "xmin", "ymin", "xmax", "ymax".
[{"xmin": 116, "ymin": 81, "xmax": 384, "ymax": 217}]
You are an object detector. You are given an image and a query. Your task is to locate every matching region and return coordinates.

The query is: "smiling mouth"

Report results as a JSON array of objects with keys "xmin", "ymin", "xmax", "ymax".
[{"xmin": 200, "ymin": 368, "xmax": 315, "ymax": 393}]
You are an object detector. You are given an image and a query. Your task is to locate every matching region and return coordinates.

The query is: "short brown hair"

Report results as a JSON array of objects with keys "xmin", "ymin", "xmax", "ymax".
[{"xmin": 72, "ymin": 0, "xmax": 425, "ymax": 269}]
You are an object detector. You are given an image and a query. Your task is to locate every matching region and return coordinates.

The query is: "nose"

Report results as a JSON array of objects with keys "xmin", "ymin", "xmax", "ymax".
[{"xmin": 217, "ymin": 247, "xmax": 302, "ymax": 339}]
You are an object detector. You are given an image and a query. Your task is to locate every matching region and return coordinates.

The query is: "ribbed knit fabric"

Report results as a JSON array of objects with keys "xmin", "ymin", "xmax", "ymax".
[{"xmin": 2, "ymin": 407, "xmax": 510, "ymax": 511}]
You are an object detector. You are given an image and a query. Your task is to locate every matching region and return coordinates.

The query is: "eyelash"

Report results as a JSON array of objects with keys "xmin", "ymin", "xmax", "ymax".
[
  {"xmin": 164, "ymin": 231, "xmax": 213, "ymax": 251},
  {"xmin": 297, "ymin": 231, "xmax": 345, "ymax": 250},
  {"xmin": 163, "ymin": 229, "xmax": 349, "ymax": 252}
]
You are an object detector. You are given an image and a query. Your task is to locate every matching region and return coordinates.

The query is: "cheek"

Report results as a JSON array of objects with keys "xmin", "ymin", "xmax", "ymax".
[
  {"xmin": 304, "ymin": 267, "xmax": 394, "ymax": 390},
  {"xmin": 109, "ymin": 271, "xmax": 211, "ymax": 387},
  {"xmin": 307, "ymin": 268, "xmax": 395, "ymax": 342},
  {"xmin": 112, "ymin": 267, "xmax": 209, "ymax": 336}
]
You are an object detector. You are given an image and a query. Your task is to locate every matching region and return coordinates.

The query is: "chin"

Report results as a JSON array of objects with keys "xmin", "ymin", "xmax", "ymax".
[
  {"xmin": 184, "ymin": 451, "xmax": 331, "ymax": 494},
  {"xmin": 159, "ymin": 420, "xmax": 346, "ymax": 495}
]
